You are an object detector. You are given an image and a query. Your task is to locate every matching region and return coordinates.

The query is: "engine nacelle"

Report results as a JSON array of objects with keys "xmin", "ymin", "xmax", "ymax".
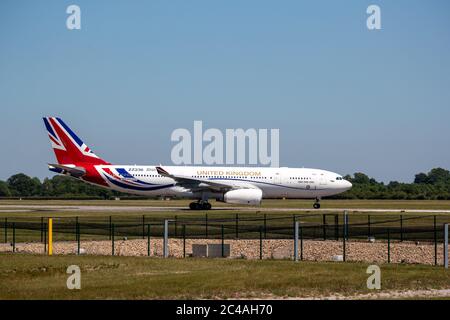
[{"xmin": 223, "ymin": 189, "xmax": 262, "ymax": 205}]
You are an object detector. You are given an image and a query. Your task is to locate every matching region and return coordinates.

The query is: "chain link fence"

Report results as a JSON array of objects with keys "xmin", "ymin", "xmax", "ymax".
[{"xmin": 1, "ymin": 212, "xmax": 449, "ymax": 266}]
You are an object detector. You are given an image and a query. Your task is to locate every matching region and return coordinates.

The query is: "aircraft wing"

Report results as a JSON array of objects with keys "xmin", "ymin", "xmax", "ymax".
[
  {"xmin": 156, "ymin": 166, "xmax": 258, "ymax": 192},
  {"xmin": 48, "ymin": 163, "xmax": 86, "ymax": 178}
]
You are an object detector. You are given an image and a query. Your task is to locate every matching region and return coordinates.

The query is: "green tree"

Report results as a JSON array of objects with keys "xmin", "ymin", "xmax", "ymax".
[
  {"xmin": 427, "ymin": 168, "xmax": 450, "ymax": 185},
  {"xmin": 7, "ymin": 173, "xmax": 42, "ymax": 197},
  {"xmin": 414, "ymin": 173, "xmax": 428, "ymax": 184},
  {"xmin": 351, "ymin": 173, "xmax": 371, "ymax": 185},
  {"xmin": 0, "ymin": 180, "xmax": 11, "ymax": 197}
]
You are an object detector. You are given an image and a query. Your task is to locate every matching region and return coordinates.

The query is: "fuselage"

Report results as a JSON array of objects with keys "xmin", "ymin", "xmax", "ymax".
[{"xmin": 81, "ymin": 165, "xmax": 352, "ymax": 200}]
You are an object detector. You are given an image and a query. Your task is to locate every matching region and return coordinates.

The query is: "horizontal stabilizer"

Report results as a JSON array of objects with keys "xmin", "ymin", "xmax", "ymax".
[{"xmin": 48, "ymin": 163, "xmax": 86, "ymax": 178}]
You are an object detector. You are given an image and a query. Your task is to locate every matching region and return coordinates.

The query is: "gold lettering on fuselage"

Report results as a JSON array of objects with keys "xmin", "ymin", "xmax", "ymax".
[{"xmin": 196, "ymin": 170, "xmax": 262, "ymax": 177}]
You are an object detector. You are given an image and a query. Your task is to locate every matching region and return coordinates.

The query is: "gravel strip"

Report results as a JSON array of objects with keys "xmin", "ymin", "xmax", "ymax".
[{"xmin": 0, "ymin": 239, "xmax": 445, "ymax": 265}]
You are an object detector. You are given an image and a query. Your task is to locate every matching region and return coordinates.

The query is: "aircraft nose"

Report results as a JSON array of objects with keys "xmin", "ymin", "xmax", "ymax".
[{"xmin": 343, "ymin": 180, "xmax": 352, "ymax": 190}]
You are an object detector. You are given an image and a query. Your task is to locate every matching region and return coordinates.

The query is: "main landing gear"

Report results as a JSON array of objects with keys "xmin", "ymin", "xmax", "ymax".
[
  {"xmin": 189, "ymin": 201, "xmax": 212, "ymax": 210},
  {"xmin": 313, "ymin": 198, "xmax": 321, "ymax": 209}
]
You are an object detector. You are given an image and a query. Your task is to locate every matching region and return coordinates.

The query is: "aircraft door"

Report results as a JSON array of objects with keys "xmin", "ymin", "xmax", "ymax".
[
  {"xmin": 319, "ymin": 173, "xmax": 327, "ymax": 187},
  {"xmin": 273, "ymin": 171, "xmax": 287, "ymax": 197},
  {"xmin": 273, "ymin": 172, "xmax": 282, "ymax": 184}
]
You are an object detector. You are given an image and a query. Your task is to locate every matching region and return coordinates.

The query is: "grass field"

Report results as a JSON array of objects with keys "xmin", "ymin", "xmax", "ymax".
[
  {"xmin": 0, "ymin": 253, "xmax": 449, "ymax": 299},
  {"xmin": 0, "ymin": 200, "xmax": 449, "ymax": 300}
]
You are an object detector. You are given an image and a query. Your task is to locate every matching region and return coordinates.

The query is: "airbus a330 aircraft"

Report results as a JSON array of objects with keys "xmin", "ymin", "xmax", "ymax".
[{"xmin": 43, "ymin": 117, "xmax": 352, "ymax": 210}]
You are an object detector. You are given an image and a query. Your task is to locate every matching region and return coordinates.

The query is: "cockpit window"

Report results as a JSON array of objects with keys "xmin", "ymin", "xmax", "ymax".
[{"xmin": 336, "ymin": 177, "xmax": 343, "ymax": 180}]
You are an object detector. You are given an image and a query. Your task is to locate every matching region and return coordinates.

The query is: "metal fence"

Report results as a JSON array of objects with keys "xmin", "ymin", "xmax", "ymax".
[
  {"xmin": 2, "ymin": 212, "xmax": 450, "ymax": 241},
  {"xmin": 1, "ymin": 212, "xmax": 449, "ymax": 266}
]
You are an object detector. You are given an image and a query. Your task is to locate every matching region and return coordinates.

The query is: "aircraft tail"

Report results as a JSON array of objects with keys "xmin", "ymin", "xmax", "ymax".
[{"xmin": 43, "ymin": 117, "xmax": 110, "ymax": 167}]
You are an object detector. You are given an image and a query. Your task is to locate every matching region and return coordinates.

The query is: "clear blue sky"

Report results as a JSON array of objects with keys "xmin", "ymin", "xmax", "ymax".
[{"xmin": 1, "ymin": 0, "xmax": 449, "ymax": 183}]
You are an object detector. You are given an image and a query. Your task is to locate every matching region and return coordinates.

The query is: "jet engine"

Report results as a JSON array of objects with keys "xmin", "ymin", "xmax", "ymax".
[{"xmin": 223, "ymin": 189, "xmax": 262, "ymax": 205}]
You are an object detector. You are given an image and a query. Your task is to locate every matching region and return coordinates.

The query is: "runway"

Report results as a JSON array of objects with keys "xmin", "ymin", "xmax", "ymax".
[{"xmin": 1, "ymin": 205, "xmax": 450, "ymax": 214}]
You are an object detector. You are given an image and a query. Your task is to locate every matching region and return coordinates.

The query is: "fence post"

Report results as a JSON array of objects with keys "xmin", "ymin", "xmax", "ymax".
[
  {"xmin": 40, "ymin": 217, "xmax": 43, "ymax": 243},
  {"xmin": 183, "ymin": 224, "xmax": 186, "ymax": 258},
  {"xmin": 322, "ymin": 214, "xmax": 326, "ymax": 240},
  {"xmin": 205, "ymin": 213, "xmax": 208, "ymax": 239},
  {"xmin": 400, "ymin": 214, "xmax": 403, "ymax": 242},
  {"xmin": 163, "ymin": 220, "xmax": 169, "ymax": 258},
  {"xmin": 264, "ymin": 214, "xmax": 267, "ymax": 239},
  {"xmin": 345, "ymin": 211, "xmax": 349, "ymax": 240},
  {"xmin": 259, "ymin": 226, "xmax": 263, "ymax": 260},
  {"xmin": 387, "ymin": 228, "xmax": 391, "ymax": 263},
  {"xmin": 4, "ymin": 218, "xmax": 7, "ymax": 243},
  {"xmin": 343, "ymin": 225, "xmax": 346, "ymax": 262},
  {"xmin": 111, "ymin": 224, "xmax": 115, "ymax": 256},
  {"xmin": 48, "ymin": 218, "xmax": 53, "ymax": 256},
  {"xmin": 294, "ymin": 221, "xmax": 299, "ymax": 262},
  {"xmin": 76, "ymin": 219, "xmax": 80, "ymax": 255},
  {"xmin": 75, "ymin": 216, "xmax": 78, "ymax": 242},
  {"xmin": 174, "ymin": 215, "xmax": 178, "ymax": 237},
  {"xmin": 444, "ymin": 224, "xmax": 448, "ymax": 269},
  {"xmin": 335, "ymin": 214, "xmax": 339, "ymax": 241},
  {"xmin": 147, "ymin": 224, "xmax": 151, "ymax": 257},
  {"xmin": 300, "ymin": 224, "xmax": 303, "ymax": 261},
  {"xmin": 44, "ymin": 222, "xmax": 47, "ymax": 253},
  {"xmin": 142, "ymin": 215, "xmax": 145, "ymax": 239},
  {"xmin": 12, "ymin": 222, "xmax": 15, "ymax": 253},
  {"xmin": 368, "ymin": 215, "xmax": 371, "ymax": 238},
  {"xmin": 235, "ymin": 214, "xmax": 239, "ymax": 239},
  {"xmin": 109, "ymin": 216, "xmax": 112, "ymax": 240},
  {"xmin": 434, "ymin": 215, "xmax": 437, "ymax": 266},
  {"xmin": 221, "ymin": 224, "xmax": 225, "ymax": 258}
]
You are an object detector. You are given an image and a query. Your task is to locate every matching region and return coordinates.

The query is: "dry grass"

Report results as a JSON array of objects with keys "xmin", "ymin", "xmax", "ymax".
[{"xmin": 0, "ymin": 253, "xmax": 449, "ymax": 299}]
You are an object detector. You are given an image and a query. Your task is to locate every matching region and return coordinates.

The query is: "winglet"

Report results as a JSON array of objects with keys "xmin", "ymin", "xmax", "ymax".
[{"xmin": 156, "ymin": 166, "xmax": 170, "ymax": 176}]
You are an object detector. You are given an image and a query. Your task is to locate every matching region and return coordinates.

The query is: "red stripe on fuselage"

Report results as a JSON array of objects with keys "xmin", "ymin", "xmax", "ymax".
[{"xmin": 81, "ymin": 165, "xmax": 109, "ymax": 187}]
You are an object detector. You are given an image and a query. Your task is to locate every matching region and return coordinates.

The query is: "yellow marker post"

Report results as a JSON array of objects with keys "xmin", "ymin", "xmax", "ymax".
[{"xmin": 48, "ymin": 218, "xmax": 53, "ymax": 256}]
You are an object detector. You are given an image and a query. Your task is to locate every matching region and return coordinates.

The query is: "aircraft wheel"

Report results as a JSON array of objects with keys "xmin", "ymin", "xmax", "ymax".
[
  {"xmin": 190, "ymin": 202, "xmax": 211, "ymax": 210},
  {"xmin": 189, "ymin": 202, "xmax": 198, "ymax": 210},
  {"xmin": 204, "ymin": 202, "xmax": 212, "ymax": 210},
  {"xmin": 313, "ymin": 202, "xmax": 321, "ymax": 209}
]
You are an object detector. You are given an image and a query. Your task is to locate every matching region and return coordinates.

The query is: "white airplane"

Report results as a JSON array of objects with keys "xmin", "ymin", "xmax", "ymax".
[{"xmin": 44, "ymin": 117, "xmax": 352, "ymax": 210}]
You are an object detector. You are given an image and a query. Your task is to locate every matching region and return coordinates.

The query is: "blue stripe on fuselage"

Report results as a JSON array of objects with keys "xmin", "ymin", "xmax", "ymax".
[
  {"xmin": 115, "ymin": 168, "xmax": 159, "ymax": 186},
  {"xmin": 105, "ymin": 175, "xmax": 174, "ymax": 191},
  {"xmin": 116, "ymin": 168, "xmax": 135, "ymax": 179}
]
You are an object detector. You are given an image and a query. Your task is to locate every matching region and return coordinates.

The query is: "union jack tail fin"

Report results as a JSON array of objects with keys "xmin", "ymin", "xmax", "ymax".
[{"xmin": 43, "ymin": 117, "xmax": 110, "ymax": 166}]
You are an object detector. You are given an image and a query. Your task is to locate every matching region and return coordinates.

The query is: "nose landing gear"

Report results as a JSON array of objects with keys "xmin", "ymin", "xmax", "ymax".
[
  {"xmin": 189, "ymin": 201, "xmax": 212, "ymax": 210},
  {"xmin": 313, "ymin": 198, "xmax": 321, "ymax": 209}
]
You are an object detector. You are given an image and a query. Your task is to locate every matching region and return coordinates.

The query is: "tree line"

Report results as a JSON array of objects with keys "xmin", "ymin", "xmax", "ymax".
[
  {"xmin": 1, "ymin": 168, "xmax": 450, "ymax": 200},
  {"xmin": 337, "ymin": 168, "xmax": 450, "ymax": 200},
  {"xmin": 0, "ymin": 174, "xmax": 121, "ymax": 199}
]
